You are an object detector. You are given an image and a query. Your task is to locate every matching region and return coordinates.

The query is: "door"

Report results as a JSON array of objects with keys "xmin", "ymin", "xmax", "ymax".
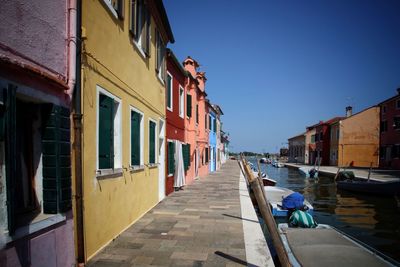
[{"xmin": 158, "ymin": 119, "xmax": 165, "ymax": 201}]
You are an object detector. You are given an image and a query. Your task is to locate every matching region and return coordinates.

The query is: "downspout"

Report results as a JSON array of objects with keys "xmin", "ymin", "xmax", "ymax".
[
  {"xmin": 73, "ymin": 0, "xmax": 85, "ymax": 264},
  {"xmin": 66, "ymin": 0, "xmax": 77, "ymax": 100}
]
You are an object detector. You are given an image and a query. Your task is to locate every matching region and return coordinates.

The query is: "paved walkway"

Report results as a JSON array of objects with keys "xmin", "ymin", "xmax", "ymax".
[
  {"xmin": 87, "ymin": 160, "xmax": 273, "ymax": 267},
  {"xmin": 285, "ymin": 163, "xmax": 400, "ymax": 182}
]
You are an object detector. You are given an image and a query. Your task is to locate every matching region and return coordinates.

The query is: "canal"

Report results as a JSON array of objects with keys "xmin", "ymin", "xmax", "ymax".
[{"xmin": 250, "ymin": 159, "xmax": 400, "ymax": 264}]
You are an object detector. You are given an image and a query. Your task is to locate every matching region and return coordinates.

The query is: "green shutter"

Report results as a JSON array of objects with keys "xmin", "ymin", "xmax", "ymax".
[
  {"xmin": 205, "ymin": 114, "xmax": 207, "ymax": 129},
  {"xmin": 99, "ymin": 94, "xmax": 114, "ymax": 169},
  {"xmin": 42, "ymin": 104, "xmax": 72, "ymax": 213},
  {"xmin": 144, "ymin": 5, "xmax": 150, "ymax": 56},
  {"xmin": 116, "ymin": 0, "xmax": 124, "ymax": 19},
  {"xmin": 149, "ymin": 121, "xmax": 156, "ymax": 164},
  {"xmin": 214, "ymin": 118, "xmax": 217, "ymax": 133},
  {"xmin": 4, "ymin": 84, "xmax": 17, "ymax": 234},
  {"xmin": 183, "ymin": 144, "xmax": 191, "ymax": 171},
  {"xmin": 209, "ymin": 116, "xmax": 212, "ymax": 130},
  {"xmin": 131, "ymin": 111, "xmax": 141, "ymax": 165},
  {"xmin": 186, "ymin": 94, "xmax": 192, "ymax": 117},
  {"xmin": 168, "ymin": 142, "xmax": 175, "ymax": 174},
  {"xmin": 130, "ymin": 0, "xmax": 137, "ymax": 37},
  {"xmin": 205, "ymin": 147, "xmax": 209, "ymax": 163}
]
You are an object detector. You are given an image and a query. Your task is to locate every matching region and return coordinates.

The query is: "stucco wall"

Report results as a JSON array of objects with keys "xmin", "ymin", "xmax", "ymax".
[
  {"xmin": 0, "ymin": 0, "xmax": 67, "ymax": 77},
  {"xmin": 80, "ymin": 0, "xmax": 167, "ymax": 260},
  {"xmin": 339, "ymin": 107, "xmax": 380, "ymax": 167}
]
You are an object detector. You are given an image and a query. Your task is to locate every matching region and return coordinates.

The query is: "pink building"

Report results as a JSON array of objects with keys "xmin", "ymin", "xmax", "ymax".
[
  {"xmin": 0, "ymin": 0, "xmax": 76, "ymax": 266},
  {"xmin": 183, "ymin": 57, "xmax": 210, "ymax": 180}
]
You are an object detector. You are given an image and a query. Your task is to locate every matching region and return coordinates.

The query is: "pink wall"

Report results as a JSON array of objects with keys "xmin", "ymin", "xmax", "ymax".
[
  {"xmin": 1, "ymin": 213, "xmax": 75, "ymax": 267},
  {"xmin": 0, "ymin": 0, "xmax": 68, "ymax": 78}
]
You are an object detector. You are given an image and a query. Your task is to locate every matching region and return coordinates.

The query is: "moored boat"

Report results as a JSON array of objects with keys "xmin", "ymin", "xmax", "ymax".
[
  {"xmin": 299, "ymin": 166, "xmax": 318, "ymax": 178},
  {"xmin": 278, "ymin": 223, "xmax": 396, "ymax": 267},
  {"xmin": 264, "ymin": 186, "xmax": 313, "ymax": 217},
  {"xmin": 337, "ymin": 178, "xmax": 400, "ymax": 196}
]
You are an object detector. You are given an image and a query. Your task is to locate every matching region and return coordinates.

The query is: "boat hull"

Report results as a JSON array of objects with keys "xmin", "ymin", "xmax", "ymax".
[{"xmin": 337, "ymin": 180, "xmax": 400, "ymax": 195}]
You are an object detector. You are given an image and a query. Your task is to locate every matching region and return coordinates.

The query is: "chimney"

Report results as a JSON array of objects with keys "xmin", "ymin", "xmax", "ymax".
[
  {"xmin": 182, "ymin": 56, "xmax": 199, "ymax": 77},
  {"xmin": 346, "ymin": 106, "xmax": 352, "ymax": 117}
]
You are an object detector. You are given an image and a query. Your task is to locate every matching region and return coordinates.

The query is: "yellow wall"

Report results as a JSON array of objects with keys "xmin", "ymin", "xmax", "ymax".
[
  {"xmin": 338, "ymin": 107, "xmax": 380, "ymax": 167},
  {"xmin": 78, "ymin": 0, "xmax": 166, "ymax": 260}
]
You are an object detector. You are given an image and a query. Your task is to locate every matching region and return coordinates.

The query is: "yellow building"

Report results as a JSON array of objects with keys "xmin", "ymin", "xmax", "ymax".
[
  {"xmin": 73, "ymin": 0, "xmax": 174, "ymax": 261},
  {"xmin": 330, "ymin": 107, "xmax": 380, "ymax": 167}
]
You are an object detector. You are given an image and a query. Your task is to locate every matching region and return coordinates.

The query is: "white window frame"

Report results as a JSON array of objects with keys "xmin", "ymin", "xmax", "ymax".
[
  {"xmin": 130, "ymin": 106, "xmax": 144, "ymax": 169},
  {"xmin": 166, "ymin": 72, "xmax": 173, "ymax": 112},
  {"xmin": 96, "ymin": 85, "xmax": 122, "ymax": 172},
  {"xmin": 179, "ymin": 85, "xmax": 184, "ymax": 118},
  {"xmin": 156, "ymin": 30, "xmax": 166, "ymax": 83},
  {"xmin": 102, "ymin": 0, "xmax": 118, "ymax": 18},
  {"xmin": 148, "ymin": 118, "xmax": 158, "ymax": 166}
]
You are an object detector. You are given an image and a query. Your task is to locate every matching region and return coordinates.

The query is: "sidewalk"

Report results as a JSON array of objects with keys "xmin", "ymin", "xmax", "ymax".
[
  {"xmin": 285, "ymin": 163, "xmax": 400, "ymax": 182},
  {"xmin": 87, "ymin": 160, "xmax": 273, "ymax": 267}
]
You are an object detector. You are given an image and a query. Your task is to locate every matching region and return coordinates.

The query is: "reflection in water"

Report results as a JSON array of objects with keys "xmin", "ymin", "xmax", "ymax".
[{"xmin": 251, "ymin": 159, "xmax": 400, "ymax": 263}]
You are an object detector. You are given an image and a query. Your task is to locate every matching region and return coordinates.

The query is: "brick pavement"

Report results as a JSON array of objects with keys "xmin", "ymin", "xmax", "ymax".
[{"xmin": 87, "ymin": 160, "xmax": 262, "ymax": 267}]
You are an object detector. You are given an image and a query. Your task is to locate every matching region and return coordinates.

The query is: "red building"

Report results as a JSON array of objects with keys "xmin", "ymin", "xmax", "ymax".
[
  {"xmin": 315, "ymin": 117, "xmax": 343, "ymax": 166},
  {"xmin": 165, "ymin": 49, "xmax": 187, "ymax": 195},
  {"xmin": 378, "ymin": 89, "xmax": 400, "ymax": 169}
]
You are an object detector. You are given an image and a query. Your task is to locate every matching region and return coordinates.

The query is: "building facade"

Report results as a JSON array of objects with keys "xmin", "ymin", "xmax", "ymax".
[
  {"xmin": 166, "ymin": 49, "xmax": 188, "ymax": 195},
  {"xmin": 305, "ymin": 125, "xmax": 317, "ymax": 165},
  {"xmin": 379, "ymin": 90, "xmax": 400, "ymax": 169},
  {"xmin": 0, "ymin": 0, "xmax": 76, "ymax": 265},
  {"xmin": 288, "ymin": 133, "xmax": 306, "ymax": 163},
  {"xmin": 208, "ymin": 103, "xmax": 217, "ymax": 172},
  {"xmin": 315, "ymin": 117, "xmax": 343, "ymax": 166},
  {"xmin": 332, "ymin": 107, "xmax": 380, "ymax": 167},
  {"xmin": 76, "ymin": 0, "xmax": 174, "ymax": 261}
]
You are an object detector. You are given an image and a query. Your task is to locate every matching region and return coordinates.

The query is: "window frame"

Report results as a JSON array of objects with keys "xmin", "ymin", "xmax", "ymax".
[
  {"xmin": 167, "ymin": 140, "xmax": 175, "ymax": 176},
  {"xmin": 179, "ymin": 85, "xmax": 184, "ymax": 118},
  {"xmin": 166, "ymin": 72, "xmax": 173, "ymax": 112},
  {"xmin": 148, "ymin": 118, "xmax": 158, "ymax": 165},
  {"xmin": 130, "ymin": 106, "xmax": 144, "ymax": 169},
  {"xmin": 102, "ymin": 0, "xmax": 123, "ymax": 19},
  {"xmin": 130, "ymin": 0, "xmax": 150, "ymax": 58},
  {"xmin": 96, "ymin": 86, "xmax": 122, "ymax": 172},
  {"xmin": 156, "ymin": 30, "xmax": 166, "ymax": 83}
]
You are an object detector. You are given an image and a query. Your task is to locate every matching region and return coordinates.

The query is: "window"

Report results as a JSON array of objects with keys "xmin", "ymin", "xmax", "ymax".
[
  {"xmin": 380, "ymin": 146, "xmax": 386, "ymax": 159},
  {"xmin": 337, "ymin": 129, "xmax": 340, "ymax": 140},
  {"xmin": 167, "ymin": 141, "xmax": 175, "ymax": 175},
  {"xmin": 156, "ymin": 30, "xmax": 166, "ymax": 81},
  {"xmin": 209, "ymin": 115, "xmax": 212, "ymax": 131},
  {"xmin": 186, "ymin": 94, "xmax": 192, "ymax": 118},
  {"xmin": 182, "ymin": 144, "xmax": 191, "ymax": 171},
  {"xmin": 130, "ymin": 108, "xmax": 143, "ymax": 167},
  {"xmin": 315, "ymin": 133, "xmax": 319, "ymax": 142},
  {"xmin": 149, "ymin": 120, "xmax": 157, "ymax": 164},
  {"xmin": 179, "ymin": 86, "xmax": 184, "ymax": 118},
  {"xmin": 98, "ymin": 87, "xmax": 122, "ymax": 170},
  {"xmin": 196, "ymin": 104, "xmax": 199, "ymax": 124},
  {"xmin": 205, "ymin": 147, "xmax": 209, "ymax": 163},
  {"xmin": 397, "ymin": 100, "xmax": 400, "ymax": 110},
  {"xmin": 391, "ymin": 144, "xmax": 400, "ymax": 159},
  {"xmin": 311, "ymin": 134, "xmax": 315, "ymax": 143},
  {"xmin": 205, "ymin": 114, "xmax": 207, "ymax": 129},
  {"xmin": 380, "ymin": 121, "xmax": 387, "ymax": 133},
  {"xmin": 1, "ymin": 85, "xmax": 72, "ymax": 236},
  {"xmin": 319, "ymin": 132, "xmax": 323, "ymax": 141},
  {"xmin": 166, "ymin": 73, "xmax": 173, "ymax": 111},
  {"xmin": 130, "ymin": 0, "xmax": 150, "ymax": 56},
  {"xmin": 394, "ymin": 117, "xmax": 400, "ymax": 130},
  {"xmin": 382, "ymin": 105, "xmax": 386, "ymax": 114},
  {"xmin": 103, "ymin": 0, "xmax": 124, "ymax": 19}
]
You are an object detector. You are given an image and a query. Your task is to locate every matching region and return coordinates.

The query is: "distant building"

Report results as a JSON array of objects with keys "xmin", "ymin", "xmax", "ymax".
[
  {"xmin": 378, "ymin": 89, "xmax": 400, "ymax": 169},
  {"xmin": 315, "ymin": 117, "xmax": 344, "ymax": 166},
  {"xmin": 288, "ymin": 133, "xmax": 305, "ymax": 163},
  {"xmin": 280, "ymin": 147, "xmax": 289, "ymax": 158},
  {"xmin": 305, "ymin": 124, "xmax": 318, "ymax": 165},
  {"xmin": 330, "ymin": 106, "xmax": 380, "ymax": 167}
]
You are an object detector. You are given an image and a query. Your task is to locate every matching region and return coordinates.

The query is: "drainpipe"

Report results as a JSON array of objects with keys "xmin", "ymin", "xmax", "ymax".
[
  {"xmin": 73, "ymin": 0, "xmax": 85, "ymax": 265},
  {"xmin": 66, "ymin": 0, "xmax": 77, "ymax": 101}
]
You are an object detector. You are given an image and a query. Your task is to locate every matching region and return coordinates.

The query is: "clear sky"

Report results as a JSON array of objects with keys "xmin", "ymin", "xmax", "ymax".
[{"xmin": 164, "ymin": 0, "xmax": 400, "ymax": 153}]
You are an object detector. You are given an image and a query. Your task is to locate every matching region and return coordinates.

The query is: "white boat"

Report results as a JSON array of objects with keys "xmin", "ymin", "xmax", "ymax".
[
  {"xmin": 263, "ymin": 186, "xmax": 313, "ymax": 217},
  {"xmin": 299, "ymin": 166, "xmax": 318, "ymax": 178},
  {"xmin": 276, "ymin": 162, "xmax": 285, "ymax": 168},
  {"xmin": 278, "ymin": 223, "xmax": 396, "ymax": 267}
]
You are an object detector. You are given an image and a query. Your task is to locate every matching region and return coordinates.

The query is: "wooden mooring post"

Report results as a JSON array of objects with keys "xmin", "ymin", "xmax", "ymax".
[{"xmin": 241, "ymin": 157, "xmax": 291, "ymax": 267}]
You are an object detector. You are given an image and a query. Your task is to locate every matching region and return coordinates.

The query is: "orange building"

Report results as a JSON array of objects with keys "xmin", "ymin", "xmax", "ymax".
[{"xmin": 330, "ymin": 106, "xmax": 380, "ymax": 167}]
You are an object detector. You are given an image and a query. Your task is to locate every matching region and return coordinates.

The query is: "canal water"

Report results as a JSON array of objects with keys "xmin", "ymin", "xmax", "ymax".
[{"xmin": 250, "ymin": 159, "xmax": 400, "ymax": 264}]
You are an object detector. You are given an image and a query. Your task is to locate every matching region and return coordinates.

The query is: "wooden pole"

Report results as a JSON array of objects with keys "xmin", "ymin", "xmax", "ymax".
[
  {"xmin": 249, "ymin": 177, "xmax": 291, "ymax": 267},
  {"xmin": 334, "ymin": 167, "xmax": 341, "ymax": 181},
  {"xmin": 367, "ymin": 162, "xmax": 373, "ymax": 181}
]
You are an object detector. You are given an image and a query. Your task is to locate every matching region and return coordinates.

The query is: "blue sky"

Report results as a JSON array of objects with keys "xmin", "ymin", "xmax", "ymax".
[{"xmin": 164, "ymin": 0, "xmax": 400, "ymax": 153}]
